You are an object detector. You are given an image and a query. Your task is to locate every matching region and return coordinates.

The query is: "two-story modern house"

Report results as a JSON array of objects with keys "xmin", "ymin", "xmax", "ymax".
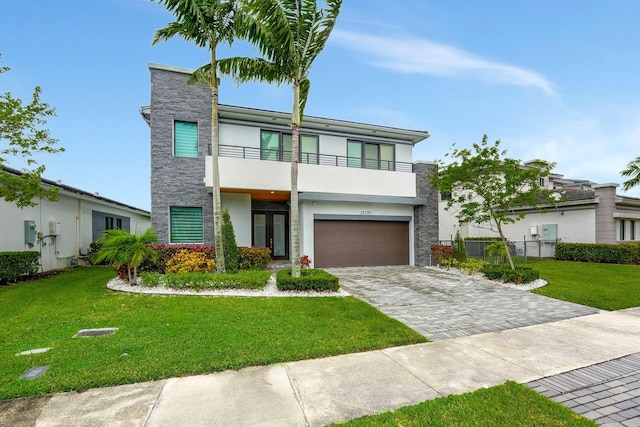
[{"xmin": 141, "ymin": 63, "xmax": 438, "ymax": 268}]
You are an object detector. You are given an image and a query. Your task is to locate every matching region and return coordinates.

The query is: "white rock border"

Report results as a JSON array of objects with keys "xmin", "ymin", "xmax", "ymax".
[
  {"xmin": 106, "ymin": 274, "xmax": 350, "ymax": 297},
  {"xmin": 424, "ymin": 265, "xmax": 548, "ymax": 291}
]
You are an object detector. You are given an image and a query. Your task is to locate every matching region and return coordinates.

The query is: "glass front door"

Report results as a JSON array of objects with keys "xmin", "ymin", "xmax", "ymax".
[{"xmin": 252, "ymin": 211, "xmax": 289, "ymax": 260}]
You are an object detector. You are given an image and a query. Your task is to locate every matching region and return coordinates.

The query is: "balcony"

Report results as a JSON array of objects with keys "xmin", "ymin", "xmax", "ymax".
[{"xmin": 205, "ymin": 145, "xmax": 417, "ymax": 198}]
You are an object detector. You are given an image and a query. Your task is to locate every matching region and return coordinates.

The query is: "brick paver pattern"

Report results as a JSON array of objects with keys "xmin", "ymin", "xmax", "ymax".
[
  {"xmin": 327, "ymin": 266, "xmax": 599, "ymax": 340},
  {"xmin": 527, "ymin": 353, "xmax": 640, "ymax": 426}
]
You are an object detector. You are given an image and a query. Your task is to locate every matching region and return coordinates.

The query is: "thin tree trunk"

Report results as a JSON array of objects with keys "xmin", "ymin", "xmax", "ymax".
[
  {"xmin": 290, "ymin": 81, "xmax": 301, "ymax": 278},
  {"xmin": 210, "ymin": 46, "xmax": 225, "ymax": 274},
  {"xmin": 495, "ymin": 220, "xmax": 515, "ymax": 270}
]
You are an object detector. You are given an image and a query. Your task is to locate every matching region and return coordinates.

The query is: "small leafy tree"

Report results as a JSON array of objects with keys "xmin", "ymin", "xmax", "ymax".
[
  {"xmin": 431, "ymin": 135, "xmax": 556, "ymax": 269},
  {"xmin": 0, "ymin": 55, "xmax": 64, "ymax": 207},
  {"xmin": 92, "ymin": 228, "xmax": 158, "ymax": 284},
  {"xmin": 621, "ymin": 156, "xmax": 640, "ymax": 192},
  {"xmin": 221, "ymin": 207, "xmax": 239, "ymax": 272},
  {"xmin": 452, "ymin": 230, "xmax": 467, "ymax": 263}
]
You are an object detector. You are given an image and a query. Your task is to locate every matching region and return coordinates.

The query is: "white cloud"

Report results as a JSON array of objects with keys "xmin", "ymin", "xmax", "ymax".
[{"xmin": 331, "ymin": 30, "xmax": 556, "ymax": 96}]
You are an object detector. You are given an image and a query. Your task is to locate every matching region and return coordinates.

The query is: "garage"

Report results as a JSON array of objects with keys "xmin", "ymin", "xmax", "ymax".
[{"xmin": 314, "ymin": 220, "xmax": 409, "ymax": 268}]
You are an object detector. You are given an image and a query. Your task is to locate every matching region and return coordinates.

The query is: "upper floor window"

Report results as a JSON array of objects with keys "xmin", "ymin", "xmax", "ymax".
[
  {"xmin": 260, "ymin": 130, "xmax": 318, "ymax": 164},
  {"xmin": 174, "ymin": 121, "xmax": 198, "ymax": 157},
  {"xmin": 347, "ymin": 140, "xmax": 395, "ymax": 171}
]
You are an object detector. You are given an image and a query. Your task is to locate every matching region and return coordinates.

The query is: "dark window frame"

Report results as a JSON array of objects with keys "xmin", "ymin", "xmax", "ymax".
[
  {"xmin": 346, "ymin": 139, "xmax": 396, "ymax": 171},
  {"xmin": 260, "ymin": 129, "xmax": 319, "ymax": 164}
]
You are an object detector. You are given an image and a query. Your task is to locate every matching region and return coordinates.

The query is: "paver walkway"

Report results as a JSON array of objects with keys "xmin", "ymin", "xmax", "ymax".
[
  {"xmin": 328, "ymin": 265, "xmax": 600, "ymax": 340},
  {"xmin": 528, "ymin": 353, "xmax": 640, "ymax": 426}
]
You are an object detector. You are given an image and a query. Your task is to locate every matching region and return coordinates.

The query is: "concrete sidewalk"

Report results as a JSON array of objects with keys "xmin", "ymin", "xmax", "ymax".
[{"xmin": 19, "ymin": 308, "xmax": 640, "ymax": 426}]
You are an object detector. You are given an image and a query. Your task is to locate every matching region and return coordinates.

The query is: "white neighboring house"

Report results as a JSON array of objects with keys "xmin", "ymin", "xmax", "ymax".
[
  {"xmin": 439, "ymin": 163, "xmax": 640, "ymax": 252},
  {"xmin": 1, "ymin": 166, "xmax": 151, "ymax": 272},
  {"xmin": 141, "ymin": 63, "xmax": 440, "ymax": 268}
]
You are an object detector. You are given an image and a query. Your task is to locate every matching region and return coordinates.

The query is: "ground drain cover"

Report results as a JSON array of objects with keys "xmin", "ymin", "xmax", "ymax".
[
  {"xmin": 20, "ymin": 366, "xmax": 49, "ymax": 380},
  {"xmin": 15, "ymin": 348, "xmax": 51, "ymax": 356},
  {"xmin": 74, "ymin": 328, "xmax": 118, "ymax": 338}
]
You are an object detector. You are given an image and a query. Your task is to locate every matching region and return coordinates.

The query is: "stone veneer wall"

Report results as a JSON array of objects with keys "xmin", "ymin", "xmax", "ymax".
[
  {"xmin": 413, "ymin": 161, "xmax": 439, "ymax": 266},
  {"xmin": 149, "ymin": 65, "xmax": 214, "ymax": 244},
  {"xmin": 594, "ymin": 184, "xmax": 618, "ymax": 244}
]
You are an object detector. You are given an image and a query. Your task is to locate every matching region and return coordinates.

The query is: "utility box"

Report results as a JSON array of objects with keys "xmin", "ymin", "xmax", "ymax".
[
  {"xmin": 49, "ymin": 220, "xmax": 61, "ymax": 236},
  {"xmin": 530, "ymin": 225, "xmax": 539, "ymax": 236},
  {"xmin": 24, "ymin": 220, "xmax": 37, "ymax": 244},
  {"xmin": 541, "ymin": 224, "xmax": 558, "ymax": 241}
]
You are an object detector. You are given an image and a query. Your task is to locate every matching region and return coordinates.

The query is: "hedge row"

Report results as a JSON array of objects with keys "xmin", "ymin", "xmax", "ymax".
[
  {"xmin": 139, "ymin": 270, "xmax": 271, "ymax": 291},
  {"xmin": 555, "ymin": 242, "xmax": 640, "ymax": 264},
  {"xmin": 430, "ymin": 244, "xmax": 453, "ymax": 265},
  {"xmin": 138, "ymin": 244, "xmax": 271, "ymax": 273},
  {"xmin": 276, "ymin": 269, "xmax": 339, "ymax": 292},
  {"xmin": 0, "ymin": 251, "xmax": 40, "ymax": 284},
  {"xmin": 481, "ymin": 265, "xmax": 540, "ymax": 284}
]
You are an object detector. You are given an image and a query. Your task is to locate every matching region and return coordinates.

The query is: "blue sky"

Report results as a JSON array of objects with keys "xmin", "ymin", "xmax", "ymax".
[{"xmin": 2, "ymin": 0, "xmax": 640, "ymax": 211}]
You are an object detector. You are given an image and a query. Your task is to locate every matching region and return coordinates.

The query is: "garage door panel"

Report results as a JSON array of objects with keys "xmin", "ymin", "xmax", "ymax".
[{"xmin": 314, "ymin": 220, "xmax": 409, "ymax": 268}]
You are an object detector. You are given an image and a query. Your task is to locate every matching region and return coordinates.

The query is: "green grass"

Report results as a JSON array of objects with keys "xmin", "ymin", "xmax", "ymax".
[
  {"xmin": 334, "ymin": 381, "xmax": 597, "ymax": 427},
  {"xmin": 531, "ymin": 260, "xmax": 640, "ymax": 310},
  {"xmin": 0, "ymin": 267, "xmax": 426, "ymax": 400}
]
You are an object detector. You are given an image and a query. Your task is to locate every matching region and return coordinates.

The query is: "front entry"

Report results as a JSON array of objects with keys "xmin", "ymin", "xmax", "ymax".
[{"xmin": 253, "ymin": 211, "xmax": 289, "ymax": 260}]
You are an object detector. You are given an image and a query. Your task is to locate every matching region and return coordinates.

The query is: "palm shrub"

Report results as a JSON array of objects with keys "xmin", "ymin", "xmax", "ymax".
[
  {"xmin": 92, "ymin": 228, "xmax": 158, "ymax": 284},
  {"xmin": 222, "ymin": 208, "xmax": 239, "ymax": 272}
]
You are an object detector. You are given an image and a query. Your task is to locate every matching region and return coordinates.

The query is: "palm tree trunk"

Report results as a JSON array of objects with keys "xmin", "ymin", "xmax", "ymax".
[
  {"xmin": 290, "ymin": 81, "xmax": 301, "ymax": 278},
  {"xmin": 210, "ymin": 46, "xmax": 226, "ymax": 274}
]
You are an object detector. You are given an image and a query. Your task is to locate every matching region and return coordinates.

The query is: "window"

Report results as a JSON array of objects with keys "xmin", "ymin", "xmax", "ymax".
[
  {"xmin": 116, "ymin": 218, "xmax": 122, "ymax": 229},
  {"xmin": 440, "ymin": 192, "xmax": 452, "ymax": 201},
  {"xmin": 105, "ymin": 216, "xmax": 114, "ymax": 230},
  {"xmin": 347, "ymin": 140, "xmax": 395, "ymax": 171},
  {"xmin": 260, "ymin": 130, "xmax": 318, "ymax": 164},
  {"xmin": 631, "ymin": 220, "xmax": 636, "ymax": 241},
  {"xmin": 170, "ymin": 207, "xmax": 203, "ymax": 243},
  {"xmin": 620, "ymin": 220, "xmax": 626, "ymax": 241},
  {"xmin": 174, "ymin": 121, "xmax": 198, "ymax": 157}
]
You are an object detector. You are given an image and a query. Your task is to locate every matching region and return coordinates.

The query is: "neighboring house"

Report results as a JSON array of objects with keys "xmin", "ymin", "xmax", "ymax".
[
  {"xmin": 141, "ymin": 63, "xmax": 439, "ymax": 268},
  {"xmin": 0, "ymin": 166, "xmax": 151, "ymax": 272},
  {"xmin": 439, "ymin": 162, "xmax": 640, "ymax": 249}
]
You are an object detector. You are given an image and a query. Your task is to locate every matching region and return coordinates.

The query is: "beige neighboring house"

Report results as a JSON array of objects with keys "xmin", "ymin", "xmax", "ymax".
[
  {"xmin": 439, "ymin": 162, "xmax": 640, "ymax": 252},
  {"xmin": 1, "ymin": 166, "xmax": 151, "ymax": 272}
]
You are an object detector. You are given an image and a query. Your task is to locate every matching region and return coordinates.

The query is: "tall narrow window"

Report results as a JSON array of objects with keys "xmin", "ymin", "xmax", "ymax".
[
  {"xmin": 261, "ymin": 130, "xmax": 280, "ymax": 161},
  {"xmin": 170, "ymin": 207, "xmax": 203, "ymax": 243},
  {"xmin": 630, "ymin": 220, "xmax": 636, "ymax": 241},
  {"xmin": 301, "ymin": 135, "xmax": 318, "ymax": 164},
  {"xmin": 174, "ymin": 121, "xmax": 198, "ymax": 157},
  {"xmin": 105, "ymin": 217, "xmax": 114, "ymax": 230},
  {"xmin": 347, "ymin": 141, "xmax": 362, "ymax": 168},
  {"xmin": 380, "ymin": 144, "xmax": 395, "ymax": 171},
  {"xmin": 116, "ymin": 218, "xmax": 123, "ymax": 229},
  {"xmin": 620, "ymin": 220, "xmax": 626, "ymax": 241}
]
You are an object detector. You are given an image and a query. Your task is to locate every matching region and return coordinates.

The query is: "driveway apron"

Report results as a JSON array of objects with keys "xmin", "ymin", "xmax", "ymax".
[{"xmin": 327, "ymin": 266, "xmax": 600, "ymax": 340}]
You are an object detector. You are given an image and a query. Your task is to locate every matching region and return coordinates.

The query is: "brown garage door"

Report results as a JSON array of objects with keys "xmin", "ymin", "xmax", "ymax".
[{"xmin": 314, "ymin": 220, "xmax": 409, "ymax": 268}]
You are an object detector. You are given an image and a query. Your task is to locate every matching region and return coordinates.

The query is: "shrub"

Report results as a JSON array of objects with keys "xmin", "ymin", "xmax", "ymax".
[
  {"xmin": 222, "ymin": 208, "xmax": 239, "ymax": 272},
  {"xmin": 238, "ymin": 247, "xmax": 271, "ymax": 270},
  {"xmin": 276, "ymin": 269, "xmax": 339, "ymax": 292},
  {"xmin": 452, "ymin": 231, "xmax": 467, "ymax": 263},
  {"xmin": 481, "ymin": 265, "xmax": 539, "ymax": 284},
  {"xmin": 139, "ymin": 244, "xmax": 216, "ymax": 273},
  {"xmin": 555, "ymin": 242, "xmax": 640, "ymax": 264},
  {"xmin": 456, "ymin": 258, "xmax": 487, "ymax": 274},
  {"xmin": 139, "ymin": 270, "xmax": 270, "ymax": 291},
  {"xmin": 0, "ymin": 251, "xmax": 40, "ymax": 284},
  {"xmin": 165, "ymin": 250, "xmax": 216, "ymax": 274},
  {"xmin": 430, "ymin": 244, "xmax": 453, "ymax": 266},
  {"xmin": 300, "ymin": 255, "xmax": 312, "ymax": 269}
]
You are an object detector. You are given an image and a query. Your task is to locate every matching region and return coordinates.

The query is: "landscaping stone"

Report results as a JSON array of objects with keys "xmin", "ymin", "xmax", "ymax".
[
  {"xmin": 74, "ymin": 328, "xmax": 118, "ymax": 338},
  {"xmin": 20, "ymin": 366, "xmax": 49, "ymax": 380},
  {"xmin": 15, "ymin": 347, "xmax": 51, "ymax": 356}
]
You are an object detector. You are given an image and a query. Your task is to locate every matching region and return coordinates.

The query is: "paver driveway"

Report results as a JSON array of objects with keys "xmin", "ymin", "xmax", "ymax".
[{"xmin": 327, "ymin": 265, "xmax": 600, "ymax": 340}]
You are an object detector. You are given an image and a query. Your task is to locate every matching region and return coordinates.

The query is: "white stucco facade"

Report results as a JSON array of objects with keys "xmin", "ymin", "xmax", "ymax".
[{"xmin": 1, "ymin": 170, "xmax": 150, "ymax": 272}]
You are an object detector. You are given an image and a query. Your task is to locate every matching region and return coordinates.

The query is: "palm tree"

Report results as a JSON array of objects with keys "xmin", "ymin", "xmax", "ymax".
[
  {"xmin": 92, "ymin": 228, "xmax": 158, "ymax": 285},
  {"xmin": 621, "ymin": 156, "xmax": 640, "ymax": 191},
  {"xmin": 152, "ymin": 0, "xmax": 240, "ymax": 274},
  {"xmin": 219, "ymin": 0, "xmax": 343, "ymax": 277}
]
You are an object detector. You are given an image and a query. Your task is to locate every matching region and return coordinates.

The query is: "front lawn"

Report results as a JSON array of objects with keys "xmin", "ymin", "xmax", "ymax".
[
  {"xmin": 0, "ymin": 267, "xmax": 426, "ymax": 399},
  {"xmin": 334, "ymin": 381, "xmax": 596, "ymax": 427},
  {"xmin": 531, "ymin": 260, "xmax": 640, "ymax": 310}
]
